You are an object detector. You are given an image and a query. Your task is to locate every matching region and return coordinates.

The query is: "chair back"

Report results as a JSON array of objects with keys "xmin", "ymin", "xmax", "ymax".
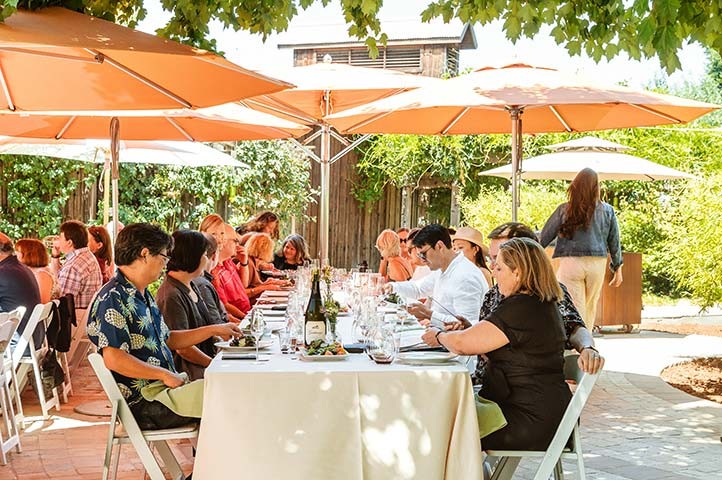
[
  {"xmin": 0, "ymin": 316, "xmax": 20, "ymax": 357},
  {"xmin": 88, "ymin": 352, "xmax": 144, "ymax": 436},
  {"xmin": 531, "ymin": 354, "xmax": 598, "ymax": 480},
  {"xmin": 12, "ymin": 302, "xmax": 53, "ymax": 367}
]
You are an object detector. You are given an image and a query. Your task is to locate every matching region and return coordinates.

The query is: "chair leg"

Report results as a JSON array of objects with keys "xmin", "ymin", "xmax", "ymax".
[
  {"xmin": 109, "ymin": 443, "xmax": 121, "ymax": 480},
  {"xmin": 490, "ymin": 457, "xmax": 521, "ymax": 480},
  {"xmin": 553, "ymin": 460, "xmax": 565, "ymax": 480},
  {"xmin": 28, "ymin": 357, "xmax": 50, "ymax": 419},
  {"xmin": 574, "ymin": 428, "xmax": 586, "ymax": 480},
  {"xmin": 153, "ymin": 440, "xmax": 184, "ymax": 480},
  {"xmin": 127, "ymin": 436, "xmax": 166, "ymax": 480}
]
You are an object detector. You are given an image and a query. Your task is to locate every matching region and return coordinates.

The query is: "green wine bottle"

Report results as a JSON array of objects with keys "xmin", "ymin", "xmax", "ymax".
[{"xmin": 304, "ymin": 268, "xmax": 327, "ymax": 346}]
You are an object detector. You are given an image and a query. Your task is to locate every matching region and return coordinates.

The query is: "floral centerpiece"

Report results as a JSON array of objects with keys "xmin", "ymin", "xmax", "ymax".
[{"xmin": 321, "ymin": 265, "xmax": 341, "ymax": 339}]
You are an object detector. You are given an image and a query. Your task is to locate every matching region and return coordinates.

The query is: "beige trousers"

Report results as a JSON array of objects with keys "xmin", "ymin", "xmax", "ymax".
[{"xmin": 556, "ymin": 256, "xmax": 607, "ymax": 328}]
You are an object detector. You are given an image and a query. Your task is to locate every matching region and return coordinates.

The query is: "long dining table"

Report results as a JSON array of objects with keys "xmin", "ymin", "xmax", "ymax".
[{"xmin": 193, "ymin": 293, "xmax": 483, "ymax": 480}]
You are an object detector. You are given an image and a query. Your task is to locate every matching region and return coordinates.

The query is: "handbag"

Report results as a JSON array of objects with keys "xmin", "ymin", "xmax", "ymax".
[{"xmin": 30, "ymin": 349, "xmax": 65, "ymax": 399}]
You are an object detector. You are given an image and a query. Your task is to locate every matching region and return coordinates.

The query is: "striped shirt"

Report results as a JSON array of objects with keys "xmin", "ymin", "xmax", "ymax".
[{"xmin": 58, "ymin": 247, "xmax": 103, "ymax": 309}]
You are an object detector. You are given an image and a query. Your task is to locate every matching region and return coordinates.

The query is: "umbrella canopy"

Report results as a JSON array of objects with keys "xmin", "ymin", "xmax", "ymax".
[
  {"xmin": 0, "ymin": 103, "xmax": 310, "ymax": 141},
  {"xmin": 0, "ymin": 7, "xmax": 293, "ymax": 112},
  {"xmin": 479, "ymin": 150, "xmax": 696, "ymax": 181},
  {"xmin": 0, "ymin": 137, "xmax": 247, "ymax": 168},
  {"xmin": 546, "ymin": 135, "xmax": 632, "ymax": 152},
  {"xmin": 326, "ymin": 63, "xmax": 718, "ymax": 219},
  {"xmin": 244, "ymin": 59, "xmax": 441, "ymax": 262}
]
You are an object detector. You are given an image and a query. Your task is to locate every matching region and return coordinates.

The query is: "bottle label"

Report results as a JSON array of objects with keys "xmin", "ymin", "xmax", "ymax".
[{"xmin": 305, "ymin": 320, "xmax": 326, "ymax": 345}]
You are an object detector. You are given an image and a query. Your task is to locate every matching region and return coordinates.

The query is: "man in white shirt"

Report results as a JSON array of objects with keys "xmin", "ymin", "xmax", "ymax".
[{"xmin": 386, "ymin": 224, "xmax": 487, "ymax": 328}]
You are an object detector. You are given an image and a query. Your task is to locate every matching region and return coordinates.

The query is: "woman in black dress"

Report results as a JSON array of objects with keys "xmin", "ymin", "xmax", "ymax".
[
  {"xmin": 273, "ymin": 234, "xmax": 309, "ymax": 271},
  {"xmin": 422, "ymin": 237, "xmax": 571, "ymax": 450}
]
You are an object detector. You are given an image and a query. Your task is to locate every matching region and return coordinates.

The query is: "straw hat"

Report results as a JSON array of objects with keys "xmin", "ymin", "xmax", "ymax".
[{"xmin": 452, "ymin": 227, "xmax": 490, "ymax": 256}]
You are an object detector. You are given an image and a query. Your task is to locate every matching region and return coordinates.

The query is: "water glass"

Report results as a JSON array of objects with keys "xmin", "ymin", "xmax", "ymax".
[
  {"xmin": 250, "ymin": 309, "xmax": 266, "ymax": 362},
  {"xmin": 366, "ymin": 325, "xmax": 399, "ymax": 365},
  {"xmin": 277, "ymin": 328, "xmax": 291, "ymax": 354}
]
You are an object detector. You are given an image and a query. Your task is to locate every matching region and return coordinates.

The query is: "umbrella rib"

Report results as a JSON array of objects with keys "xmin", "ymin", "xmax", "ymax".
[
  {"xmin": 0, "ymin": 47, "xmax": 101, "ymax": 63},
  {"xmin": 85, "ymin": 49, "xmax": 193, "ymax": 109},
  {"xmin": 243, "ymin": 97, "xmax": 316, "ymax": 125},
  {"xmin": 629, "ymin": 104, "xmax": 683, "ymax": 123},
  {"xmin": 549, "ymin": 106, "xmax": 572, "ymax": 132},
  {"xmin": 164, "ymin": 117, "xmax": 195, "ymax": 141},
  {"xmin": 441, "ymin": 107, "xmax": 470, "ymax": 134},
  {"xmin": 0, "ymin": 62, "xmax": 15, "ymax": 111},
  {"xmin": 55, "ymin": 116, "xmax": 76, "ymax": 139}
]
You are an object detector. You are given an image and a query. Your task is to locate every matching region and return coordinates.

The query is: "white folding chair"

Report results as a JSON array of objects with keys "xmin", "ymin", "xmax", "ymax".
[
  {"xmin": 0, "ymin": 314, "xmax": 22, "ymax": 464},
  {"xmin": 88, "ymin": 353, "xmax": 198, "ymax": 480},
  {"xmin": 485, "ymin": 354, "xmax": 599, "ymax": 480},
  {"xmin": 9, "ymin": 302, "xmax": 60, "ymax": 424}
]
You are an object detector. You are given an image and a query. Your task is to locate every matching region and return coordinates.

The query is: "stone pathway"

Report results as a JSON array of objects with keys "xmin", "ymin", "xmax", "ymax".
[{"xmin": 1, "ymin": 330, "xmax": 720, "ymax": 479}]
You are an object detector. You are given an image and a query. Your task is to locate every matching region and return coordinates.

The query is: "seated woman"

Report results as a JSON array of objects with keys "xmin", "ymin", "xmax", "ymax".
[
  {"xmin": 452, "ymin": 227, "xmax": 493, "ymax": 288},
  {"xmin": 242, "ymin": 211, "xmax": 280, "ymax": 240},
  {"xmin": 15, "ymin": 238, "xmax": 58, "ymax": 304},
  {"xmin": 156, "ymin": 230, "xmax": 217, "ymax": 381},
  {"xmin": 88, "ymin": 225, "xmax": 114, "ymax": 283},
  {"xmin": 422, "ymin": 237, "xmax": 571, "ymax": 451},
  {"xmin": 273, "ymin": 234, "xmax": 309, "ymax": 270},
  {"xmin": 244, "ymin": 233, "xmax": 287, "ymax": 302},
  {"xmin": 376, "ymin": 229, "xmax": 413, "ymax": 282}
]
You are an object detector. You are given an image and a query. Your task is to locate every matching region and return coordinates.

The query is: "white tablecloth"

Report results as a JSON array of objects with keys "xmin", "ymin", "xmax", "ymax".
[{"xmin": 194, "ymin": 348, "xmax": 482, "ymax": 479}]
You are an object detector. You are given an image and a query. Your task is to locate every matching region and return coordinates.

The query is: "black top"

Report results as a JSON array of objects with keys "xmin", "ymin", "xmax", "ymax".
[
  {"xmin": 272, "ymin": 253, "xmax": 300, "ymax": 271},
  {"xmin": 0, "ymin": 255, "xmax": 44, "ymax": 347},
  {"xmin": 481, "ymin": 293, "xmax": 572, "ymax": 450},
  {"xmin": 156, "ymin": 275, "xmax": 216, "ymax": 380},
  {"xmin": 191, "ymin": 272, "xmax": 228, "ymax": 325}
]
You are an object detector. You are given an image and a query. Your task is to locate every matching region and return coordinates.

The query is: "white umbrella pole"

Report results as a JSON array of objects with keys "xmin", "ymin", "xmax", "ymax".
[
  {"xmin": 110, "ymin": 117, "xmax": 120, "ymax": 240},
  {"xmin": 509, "ymin": 108, "xmax": 523, "ymax": 221},
  {"xmin": 319, "ymin": 123, "xmax": 331, "ymax": 265}
]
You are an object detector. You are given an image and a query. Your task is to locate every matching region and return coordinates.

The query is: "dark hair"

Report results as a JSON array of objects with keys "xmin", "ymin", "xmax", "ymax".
[
  {"xmin": 88, "ymin": 226, "xmax": 113, "ymax": 267},
  {"xmin": 407, "ymin": 227, "xmax": 421, "ymax": 243},
  {"xmin": 167, "ymin": 230, "xmax": 209, "ymax": 273},
  {"xmin": 411, "ymin": 224, "xmax": 452, "ymax": 249},
  {"xmin": 488, "ymin": 222, "xmax": 538, "ymax": 241},
  {"xmin": 560, "ymin": 168, "xmax": 600, "ymax": 238},
  {"xmin": 0, "ymin": 233, "xmax": 13, "ymax": 254},
  {"xmin": 60, "ymin": 220, "xmax": 88, "ymax": 249},
  {"xmin": 202, "ymin": 232, "xmax": 218, "ymax": 258},
  {"xmin": 279, "ymin": 234, "xmax": 308, "ymax": 265},
  {"xmin": 114, "ymin": 223, "xmax": 173, "ymax": 267},
  {"xmin": 245, "ymin": 211, "xmax": 280, "ymax": 240},
  {"xmin": 15, "ymin": 238, "xmax": 48, "ymax": 267}
]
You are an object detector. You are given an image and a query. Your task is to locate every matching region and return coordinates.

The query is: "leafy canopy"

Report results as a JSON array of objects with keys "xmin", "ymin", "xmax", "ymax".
[{"xmin": 0, "ymin": 0, "xmax": 717, "ymax": 71}]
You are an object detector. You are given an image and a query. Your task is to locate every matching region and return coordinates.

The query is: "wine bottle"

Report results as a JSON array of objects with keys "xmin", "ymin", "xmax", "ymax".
[{"xmin": 304, "ymin": 268, "xmax": 327, "ymax": 346}]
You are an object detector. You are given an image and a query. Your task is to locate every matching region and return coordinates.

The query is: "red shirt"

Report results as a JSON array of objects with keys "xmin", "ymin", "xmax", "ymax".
[{"xmin": 211, "ymin": 259, "xmax": 250, "ymax": 314}]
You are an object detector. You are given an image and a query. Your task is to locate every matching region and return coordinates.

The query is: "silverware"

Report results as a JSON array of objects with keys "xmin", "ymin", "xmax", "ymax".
[{"xmin": 427, "ymin": 296, "xmax": 457, "ymax": 318}]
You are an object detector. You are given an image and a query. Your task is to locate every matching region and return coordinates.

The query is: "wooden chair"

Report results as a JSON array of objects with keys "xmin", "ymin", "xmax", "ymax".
[
  {"xmin": 0, "ymin": 312, "xmax": 22, "ymax": 464},
  {"xmin": 484, "ymin": 354, "xmax": 599, "ymax": 480},
  {"xmin": 88, "ymin": 353, "xmax": 198, "ymax": 480}
]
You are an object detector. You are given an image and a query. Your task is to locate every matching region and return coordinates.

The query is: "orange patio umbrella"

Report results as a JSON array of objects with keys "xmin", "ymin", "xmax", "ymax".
[
  {"xmin": 244, "ymin": 57, "xmax": 441, "ymax": 261},
  {"xmin": 0, "ymin": 7, "xmax": 292, "ymax": 112},
  {"xmin": 326, "ymin": 63, "xmax": 719, "ymax": 219}
]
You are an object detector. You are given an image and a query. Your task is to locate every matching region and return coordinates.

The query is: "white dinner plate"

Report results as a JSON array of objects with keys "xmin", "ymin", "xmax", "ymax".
[
  {"xmin": 396, "ymin": 352, "xmax": 458, "ymax": 365},
  {"xmin": 298, "ymin": 352, "xmax": 349, "ymax": 362},
  {"xmin": 215, "ymin": 339, "xmax": 273, "ymax": 352},
  {"xmin": 258, "ymin": 309, "xmax": 285, "ymax": 317},
  {"xmin": 262, "ymin": 291, "xmax": 290, "ymax": 297}
]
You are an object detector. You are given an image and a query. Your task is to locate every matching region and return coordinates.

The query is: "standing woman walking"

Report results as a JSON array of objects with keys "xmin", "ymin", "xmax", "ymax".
[{"xmin": 540, "ymin": 168, "xmax": 623, "ymax": 332}]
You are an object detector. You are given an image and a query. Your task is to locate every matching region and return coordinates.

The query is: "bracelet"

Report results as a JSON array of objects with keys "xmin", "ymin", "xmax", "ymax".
[
  {"xmin": 434, "ymin": 329, "xmax": 444, "ymax": 345},
  {"xmin": 582, "ymin": 346, "xmax": 598, "ymax": 354},
  {"xmin": 51, "ymin": 254, "xmax": 61, "ymax": 259},
  {"xmin": 239, "ymin": 262, "xmax": 248, "ymax": 267}
]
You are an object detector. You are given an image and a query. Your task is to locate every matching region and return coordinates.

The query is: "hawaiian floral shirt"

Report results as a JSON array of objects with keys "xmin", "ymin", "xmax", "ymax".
[
  {"xmin": 471, "ymin": 282, "xmax": 585, "ymax": 387},
  {"xmin": 87, "ymin": 271, "xmax": 176, "ymax": 406}
]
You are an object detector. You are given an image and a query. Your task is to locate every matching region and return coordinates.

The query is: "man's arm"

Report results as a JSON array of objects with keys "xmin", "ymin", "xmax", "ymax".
[
  {"xmin": 102, "ymin": 346, "xmax": 184, "ymax": 388},
  {"xmin": 175, "ymin": 346, "xmax": 212, "ymax": 368},
  {"xmin": 166, "ymin": 323, "xmax": 240, "ymax": 351},
  {"xmin": 569, "ymin": 325, "xmax": 605, "ymax": 374}
]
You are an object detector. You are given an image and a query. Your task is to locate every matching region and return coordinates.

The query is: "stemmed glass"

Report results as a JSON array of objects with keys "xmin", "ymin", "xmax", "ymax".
[{"xmin": 250, "ymin": 308, "xmax": 266, "ymax": 363}]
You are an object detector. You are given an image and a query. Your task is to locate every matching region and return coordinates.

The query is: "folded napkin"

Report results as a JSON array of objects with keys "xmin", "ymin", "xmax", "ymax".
[
  {"xmin": 140, "ymin": 373, "xmax": 205, "ymax": 418},
  {"xmin": 475, "ymin": 395, "xmax": 507, "ymax": 438}
]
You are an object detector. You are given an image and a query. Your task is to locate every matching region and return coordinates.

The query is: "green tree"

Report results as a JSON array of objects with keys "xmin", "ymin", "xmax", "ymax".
[{"xmin": 2, "ymin": 0, "xmax": 719, "ymax": 72}]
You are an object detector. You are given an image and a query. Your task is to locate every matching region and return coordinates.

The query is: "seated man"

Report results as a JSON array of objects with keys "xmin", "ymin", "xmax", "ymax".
[
  {"xmin": 385, "ymin": 224, "xmax": 487, "ymax": 327},
  {"xmin": 459, "ymin": 222, "xmax": 604, "ymax": 386},
  {"xmin": 0, "ymin": 232, "xmax": 43, "ymax": 347},
  {"xmin": 87, "ymin": 223, "xmax": 240, "ymax": 430}
]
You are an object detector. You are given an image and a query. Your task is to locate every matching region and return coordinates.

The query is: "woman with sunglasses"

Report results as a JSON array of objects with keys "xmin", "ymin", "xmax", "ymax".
[{"xmin": 375, "ymin": 229, "xmax": 413, "ymax": 282}]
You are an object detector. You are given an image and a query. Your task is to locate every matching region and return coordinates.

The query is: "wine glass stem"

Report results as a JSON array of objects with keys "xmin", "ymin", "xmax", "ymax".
[{"xmin": 255, "ymin": 343, "xmax": 259, "ymax": 361}]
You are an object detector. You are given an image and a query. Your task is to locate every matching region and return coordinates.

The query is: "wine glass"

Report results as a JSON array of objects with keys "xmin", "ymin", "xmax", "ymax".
[{"xmin": 250, "ymin": 308, "xmax": 266, "ymax": 362}]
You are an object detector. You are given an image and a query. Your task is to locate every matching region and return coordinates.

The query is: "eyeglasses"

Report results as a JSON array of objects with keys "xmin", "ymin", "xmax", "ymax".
[
  {"xmin": 157, "ymin": 252, "xmax": 171, "ymax": 263},
  {"xmin": 398, "ymin": 238, "xmax": 408, "ymax": 244},
  {"xmin": 416, "ymin": 246, "xmax": 432, "ymax": 261}
]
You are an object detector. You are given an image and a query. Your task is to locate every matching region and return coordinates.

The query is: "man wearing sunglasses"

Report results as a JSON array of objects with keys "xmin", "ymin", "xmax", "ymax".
[{"xmin": 384, "ymin": 224, "xmax": 487, "ymax": 329}]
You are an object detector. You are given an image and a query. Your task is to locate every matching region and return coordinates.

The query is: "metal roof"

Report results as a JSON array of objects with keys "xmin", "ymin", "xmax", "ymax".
[{"xmin": 278, "ymin": 18, "xmax": 476, "ymax": 50}]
